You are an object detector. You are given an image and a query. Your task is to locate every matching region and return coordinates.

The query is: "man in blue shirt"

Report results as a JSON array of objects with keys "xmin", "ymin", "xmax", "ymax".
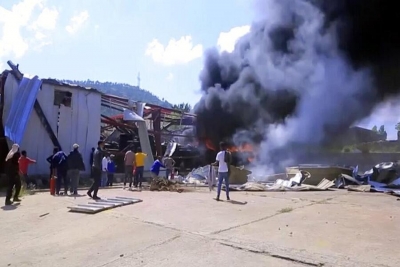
[
  {"xmin": 150, "ymin": 156, "xmax": 165, "ymax": 179},
  {"xmin": 52, "ymin": 149, "xmax": 68, "ymax": 195}
]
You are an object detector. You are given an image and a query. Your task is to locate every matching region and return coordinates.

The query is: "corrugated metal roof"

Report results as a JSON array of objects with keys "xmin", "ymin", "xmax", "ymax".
[
  {"xmin": 4, "ymin": 76, "xmax": 42, "ymax": 144},
  {"xmin": 42, "ymin": 78, "xmax": 102, "ymax": 94}
]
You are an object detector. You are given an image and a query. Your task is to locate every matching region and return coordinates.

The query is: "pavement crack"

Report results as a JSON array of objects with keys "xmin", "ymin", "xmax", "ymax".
[
  {"xmin": 218, "ymin": 242, "xmax": 324, "ymax": 267},
  {"xmin": 211, "ymin": 196, "xmax": 341, "ymax": 235}
]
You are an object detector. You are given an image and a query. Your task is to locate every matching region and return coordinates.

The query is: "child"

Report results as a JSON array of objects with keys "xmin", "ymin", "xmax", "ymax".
[
  {"xmin": 107, "ymin": 155, "xmax": 116, "ymax": 186},
  {"xmin": 19, "ymin": 150, "xmax": 37, "ymax": 189}
]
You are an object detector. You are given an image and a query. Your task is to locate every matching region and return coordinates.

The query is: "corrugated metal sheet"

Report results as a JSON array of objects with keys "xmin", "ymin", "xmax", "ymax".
[{"xmin": 4, "ymin": 77, "xmax": 42, "ymax": 144}]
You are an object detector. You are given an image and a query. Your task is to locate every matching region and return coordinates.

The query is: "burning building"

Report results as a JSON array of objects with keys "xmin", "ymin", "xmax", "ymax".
[{"xmin": 194, "ymin": 0, "xmax": 400, "ymax": 171}]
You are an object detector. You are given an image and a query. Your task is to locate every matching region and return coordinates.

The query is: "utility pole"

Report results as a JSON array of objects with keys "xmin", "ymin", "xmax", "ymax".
[{"xmin": 137, "ymin": 72, "xmax": 141, "ymax": 88}]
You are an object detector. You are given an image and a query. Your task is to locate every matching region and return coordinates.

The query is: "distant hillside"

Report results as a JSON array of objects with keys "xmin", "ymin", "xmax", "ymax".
[{"xmin": 60, "ymin": 79, "xmax": 173, "ymax": 108}]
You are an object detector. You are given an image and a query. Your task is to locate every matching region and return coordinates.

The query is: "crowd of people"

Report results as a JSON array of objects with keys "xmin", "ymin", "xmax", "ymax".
[{"xmin": 4, "ymin": 139, "xmax": 232, "ymax": 205}]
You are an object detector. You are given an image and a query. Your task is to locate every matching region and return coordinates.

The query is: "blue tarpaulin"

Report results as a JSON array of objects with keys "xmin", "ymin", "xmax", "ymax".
[{"xmin": 5, "ymin": 76, "xmax": 42, "ymax": 144}]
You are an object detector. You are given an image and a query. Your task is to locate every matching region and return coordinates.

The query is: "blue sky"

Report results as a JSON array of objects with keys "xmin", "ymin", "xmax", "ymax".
[
  {"xmin": 0, "ymin": 0, "xmax": 253, "ymax": 106},
  {"xmin": 1, "ymin": 0, "xmax": 400, "ymax": 139}
]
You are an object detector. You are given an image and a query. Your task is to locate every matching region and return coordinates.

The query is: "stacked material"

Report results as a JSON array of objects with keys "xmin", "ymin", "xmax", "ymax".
[{"xmin": 150, "ymin": 177, "xmax": 181, "ymax": 192}]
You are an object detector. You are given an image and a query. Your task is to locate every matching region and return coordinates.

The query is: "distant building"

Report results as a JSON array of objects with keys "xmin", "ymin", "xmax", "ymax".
[{"xmin": 334, "ymin": 126, "xmax": 386, "ymax": 146}]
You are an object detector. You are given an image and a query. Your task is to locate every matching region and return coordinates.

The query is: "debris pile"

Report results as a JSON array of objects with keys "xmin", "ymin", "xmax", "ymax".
[
  {"xmin": 334, "ymin": 162, "xmax": 400, "ymax": 194},
  {"xmin": 149, "ymin": 177, "xmax": 183, "ymax": 192}
]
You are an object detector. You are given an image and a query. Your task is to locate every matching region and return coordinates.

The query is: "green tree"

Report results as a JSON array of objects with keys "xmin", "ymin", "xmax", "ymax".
[
  {"xmin": 372, "ymin": 125, "xmax": 378, "ymax": 132},
  {"xmin": 395, "ymin": 123, "xmax": 400, "ymax": 140},
  {"xmin": 378, "ymin": 125, "xmax": 385, "ymax": 134},
  {"xmin": 172, "ymin": 103, "xmax": 192, "ymax": 112}
]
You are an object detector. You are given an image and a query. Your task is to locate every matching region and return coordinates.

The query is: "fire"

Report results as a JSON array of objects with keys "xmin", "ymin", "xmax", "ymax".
[
  {"xmin": 205, "ymin": 139, "xmax": 216, "ymax": 151},
  {"xmin": 228, "ymin": 143, "xmax": 255, "ymax": 162}
]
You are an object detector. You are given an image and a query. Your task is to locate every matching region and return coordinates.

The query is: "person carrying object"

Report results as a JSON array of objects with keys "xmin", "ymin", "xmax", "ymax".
[
  {"xmin": 211, "ymin": 141, "xmax": 232, "ymax": 201},
  {"xmin": 5, "ymin": 144, "xmax": 22, "ymax": 205},
  {"xmin": 67, "ymin": 143, "xmax": 85, "ymax": 195},
  {"xmin": 134, "ymin": 147, "xmax": 147, "ymax": 188},
  {"xmin": 87, "ymin": 140, "xmax": 105, "ymax": 200},
  {"xmin": 150, "ymin": 156, "xmax": 165, "ymax": 179}
]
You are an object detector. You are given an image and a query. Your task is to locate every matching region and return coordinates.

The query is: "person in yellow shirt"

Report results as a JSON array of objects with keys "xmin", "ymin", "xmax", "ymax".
[{"xmin": 134, "ymin": 147, "xmax": 147, "ymax": 188}]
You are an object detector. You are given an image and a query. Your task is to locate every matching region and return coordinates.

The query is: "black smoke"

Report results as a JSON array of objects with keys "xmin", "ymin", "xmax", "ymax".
[{"xmin": 194, "ymin": 0, "xmax": 400, "ymax": 170}]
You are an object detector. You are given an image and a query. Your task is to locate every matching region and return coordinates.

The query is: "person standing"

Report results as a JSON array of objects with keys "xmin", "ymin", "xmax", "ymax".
[
  {"xmin": 87, "ymin": 141, "xmax": 104, "ymax": 200},
  {"xmin": 123, "ymin": 148, "xmax": 135, "ymax": 189},
  {"xmin": 89, "ymin": 147, "xmax": 95, "ymax": 177},
  {"xmin": 134, "ymin": 147, "xmax": 147, "ymax": 188},
  {"xmin": 101, "ymin": 154, "xmax": 108, "ymax": 187},
  {"xmin": 19, "ymin": 150, "xmax": 37, "ymax": 188},
  {"xmin": 46, "ymin": 147, "xmax": 59, "ymax": 182},
  {"xmin": 150, "ymin": 156, "xmax": 165, "ymax": 179},
  {"xmin": 67, "ymin": 144, "xmax": 85, "ymax": 195},
  {"xmin": 52, "ymin": 149, "xmax": 68, "ymax": 195},
  {"xmin": 163, "ymin": 156, "xmax": 175, "ymax": 180},
  {"xmin": 212, "ymin": 142, "xmax": 232, "ymax": 201},
  {"xmin": 5, "ymin": 144, "xmax": 22, "ymax": 205},
  {"xmin": 107, "ymin": 154, "xmax": 116, "ymax": 186}
]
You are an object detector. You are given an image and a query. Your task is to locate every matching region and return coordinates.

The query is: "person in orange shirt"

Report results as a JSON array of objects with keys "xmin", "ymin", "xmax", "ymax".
[{"xmin": 19, "ymin": 150, "xmax": 37, "ymax": 188}]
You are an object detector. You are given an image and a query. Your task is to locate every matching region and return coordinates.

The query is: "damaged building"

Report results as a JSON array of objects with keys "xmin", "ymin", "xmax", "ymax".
[{"xmin": 0, "ymin": 62, "xmax": 101, "ymax": 176}]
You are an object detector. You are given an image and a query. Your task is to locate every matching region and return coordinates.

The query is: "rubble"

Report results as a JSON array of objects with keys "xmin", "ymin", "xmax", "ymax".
[{"xmin": 149, "ymin": 177, "xmax": 183, "ymax": 192}]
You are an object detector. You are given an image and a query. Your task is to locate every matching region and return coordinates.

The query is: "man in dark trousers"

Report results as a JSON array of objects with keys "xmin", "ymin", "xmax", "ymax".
[
  {"xmin": 5, "ymin": 144, "xmax": 22, "ymax": 205},
  {"xmin": 67, "ymin": 143, "xmax": 85, "ymax": 195},
  {"xmin": 87, "ymin": 141, "xmax": 104, "ymax": 200},
  {"xmin": 212, "ymin": 141, "xmax": 232, "ymax": 201},
  {"xmin": 52, "ymin": 149, "xmax": 68, "ymax": 195}
]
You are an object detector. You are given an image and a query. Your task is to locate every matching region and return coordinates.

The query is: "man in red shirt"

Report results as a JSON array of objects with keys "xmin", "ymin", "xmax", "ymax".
[{"xmin": 19, "ymin": 150, "xmax": 37, "ymax": 188}]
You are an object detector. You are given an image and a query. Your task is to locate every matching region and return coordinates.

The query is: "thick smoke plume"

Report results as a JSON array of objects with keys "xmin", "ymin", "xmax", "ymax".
[{"xmin": 194, "ymin": 0, "xmax": 400, "ymax": 173}]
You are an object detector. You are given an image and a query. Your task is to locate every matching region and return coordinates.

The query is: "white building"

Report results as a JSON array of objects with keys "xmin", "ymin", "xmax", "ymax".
[{"xmin": 2, "ymin": 72, "xmax": 101, "ymax": 176}]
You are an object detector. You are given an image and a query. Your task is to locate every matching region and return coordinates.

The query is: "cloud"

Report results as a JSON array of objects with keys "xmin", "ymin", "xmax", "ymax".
[
  {"xmin": 166, "ymin": 73, "xmax": 174, "ymax": 81},
  {"xmin": 30, "ymin": 7, "xmax": 58, "ymax": 30},
  {"xmin": 66, "ymin": 11, "xmax": 89, "ymax": 34},
  {"xmin": 0, "ymin": 0, "xmax": 57, "ymax": 61},
  {"xmin": 217, "ymin": 25, "xmax": 250, "ymax": 53},
  {"xmin": 145, "ymin": 36, "xmax": 203, "ymax": 66}
]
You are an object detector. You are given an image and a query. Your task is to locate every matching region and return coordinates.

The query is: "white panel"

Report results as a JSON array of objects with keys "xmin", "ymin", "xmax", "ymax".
[
  {"xmin": 83, "ymin": 92, "xmax": 101, "ymax": 173},
  {"xmin": 58, "ymin": 104, "xmax": 72, "ymax": 153},
  {"xmin": 19, "ymin": 84, "xmax": 57, "ymax": 175}
]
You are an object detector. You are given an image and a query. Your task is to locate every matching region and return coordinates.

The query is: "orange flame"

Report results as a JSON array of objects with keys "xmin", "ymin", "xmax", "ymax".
[{"xmin": 228, "ymin": 143, "xmax": 255, "ymax": 162}]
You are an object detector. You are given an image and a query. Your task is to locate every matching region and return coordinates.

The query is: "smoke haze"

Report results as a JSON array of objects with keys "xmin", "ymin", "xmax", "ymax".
[{"xmin": 194, "ymin": 0, "xmax": 400, "ymax": 173}]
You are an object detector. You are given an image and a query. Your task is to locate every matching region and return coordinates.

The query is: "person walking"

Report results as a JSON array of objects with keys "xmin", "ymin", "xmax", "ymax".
[
  {"xmin": 52, "ymin": 149, "xmax": 68, "ymax": 196},
  {"xmin": 5, "ymin": 144, "xmax": 22, "ymax": 205},
  {"xmin": 163, "ymin": 156, "xmax": 175, "ymax": 180},
  {"xmin": 150, "ymin": 156, "xmax": 165, "ymax": 179},
  {"xmin": 19, "ymin": 150, "xmax": 37, "ymax": 188},
  {"xmin": 134, "ymin": 147, "xmax": 147, "ymax": 188},
  {"xmin": 87, "ymin": 140, "xmax": 104, "ymax": 200},
  {"xmin": 107, "ymin": 154, "xmax": 116, "ymax": 186},
  {"xmin": 123, "ymin": 148, "xmax": 135, "ymax": 189},
  {"xmin": 212, "ymin": 142, "xmax": 232, "ymax": 201},
  {"xmin": 67, "ymin": 144, "xmax": 85, "ymax": 195}
]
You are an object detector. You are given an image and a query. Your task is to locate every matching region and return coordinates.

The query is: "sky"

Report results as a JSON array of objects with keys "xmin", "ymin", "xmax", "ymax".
[
  {"xmin": 0, "ymin": 0, "xmax": 253, "ymax": 106},
  {"xmin": 1, "ymin": 0, "xmax": 400, "ymax": 139}
]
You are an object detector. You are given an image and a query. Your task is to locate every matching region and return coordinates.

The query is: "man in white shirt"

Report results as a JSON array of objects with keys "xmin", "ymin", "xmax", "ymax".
[
  {"xmin": 212, "ymin": 141, "xmax": 232, "ymax": 201},
  {"xmin": 101, "ymin": 154, "xmax": 108, "ymax": 187}
]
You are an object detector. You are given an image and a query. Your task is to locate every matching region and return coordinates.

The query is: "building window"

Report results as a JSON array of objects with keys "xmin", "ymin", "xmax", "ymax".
[{"xmin": 54, "ymin": 90, "xmax": 72, "ymax": 107}]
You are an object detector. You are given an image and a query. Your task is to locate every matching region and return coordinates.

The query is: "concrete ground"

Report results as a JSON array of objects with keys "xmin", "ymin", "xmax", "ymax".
[{"xmin": 0, "ymin": 186, "xmax": 399, "ymax": 267}]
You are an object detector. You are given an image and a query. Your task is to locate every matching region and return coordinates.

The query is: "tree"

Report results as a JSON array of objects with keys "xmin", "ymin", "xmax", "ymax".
[
  {"xmin": 379, "ymin": 125, "xmax": 385, "ymax": 134},
  {"xmin": 372, "ymin": 125, "xmax": 378, "ymax": 132},
  {"xmin": 172, "ymin": 103, "xmax": 192, "ymax": 112},
  {"xmin": 395, "ymin": 123, "xmax": 400, "ymax": 141}
]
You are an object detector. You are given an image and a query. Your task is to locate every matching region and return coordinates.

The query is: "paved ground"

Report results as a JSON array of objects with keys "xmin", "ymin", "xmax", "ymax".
[{"xmin": 0, "ymin": 186, "xmax": 399, "ymax": 267}]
